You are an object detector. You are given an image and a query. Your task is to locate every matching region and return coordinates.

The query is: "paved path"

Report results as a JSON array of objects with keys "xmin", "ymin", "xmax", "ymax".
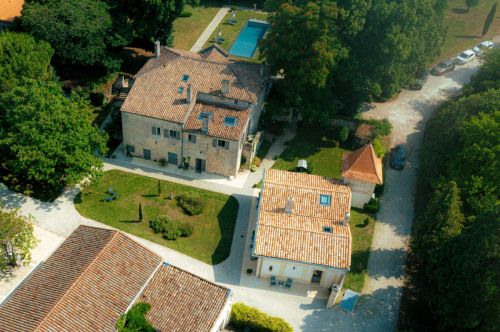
[
  {"xmin": 0, "ymin": 59, "xmax": 483, "ymax": 331},
  {"xmin": 190, "ymin": 6, "xmax": 230, "ymax": 52}
]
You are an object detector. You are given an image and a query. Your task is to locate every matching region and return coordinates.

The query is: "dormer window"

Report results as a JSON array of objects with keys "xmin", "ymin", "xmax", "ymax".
[
  {"xmin": 181, "ymin": 74, "xmax": 189, "ymax": 82},
  {"xmin": 319, "ymin": 194, "xmax": 331, "ymax": 206},
  {"xmin": 322, "ymin": 226, "xmax": 333, "ymax": 233},
  {"xmin": 224, "ymin": 116, "xmax": 237, "ymax": 127}
]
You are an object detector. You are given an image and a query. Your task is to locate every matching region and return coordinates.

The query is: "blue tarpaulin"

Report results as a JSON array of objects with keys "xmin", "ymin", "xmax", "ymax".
[{"xmin": 340, "ymin": 289, "xmax": 359, "ymax": 312}]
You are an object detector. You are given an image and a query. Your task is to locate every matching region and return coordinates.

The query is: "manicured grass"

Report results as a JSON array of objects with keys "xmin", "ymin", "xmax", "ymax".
[
  {"xmin": 74, "ymin": 170, "xmax": 239, "ymax": 264},
  {"xmin": 344, "ymin": 210, "xmax": 376, "ymax": 292},
  {"xmin": 172, "ymin": 5, "xmax": 221, "ymax": 50},
  {"xmin": 440, "ymin": 0, "xmax": 500, "ymax": 59},
  {"xmin": 272, "ymin": 127, "xmax": 345, "ymax": 178},
  {"xmin": 203, "ymin": 10, "xmax": 268, "ymax": 61}
]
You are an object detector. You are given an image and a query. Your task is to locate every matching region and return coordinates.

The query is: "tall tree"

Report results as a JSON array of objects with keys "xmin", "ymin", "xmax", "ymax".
[
  {"xmin": 21, "ymin": 0, "xmax": 120, "ymax": 72},
  {"xmin": 427, "ymin": 215, "xmax": 500, "ymax": 330},
  {"xmin": 413, "ymin": 181, "xmax": 465, "ymax": 264},
  {"xmin": 0, "ymin": 207, "xmax": 38, "ymax": 271},
  {"xmin": 0, "ymin": 32, "xmax": 54, "ymax": 93},
  {"xmin": 0, "ymin": 79, "xmax": 107, "ymax": 198},
  {"xmin": 468, "ymin": 48, "xmax": 500, "ymax": 93}
]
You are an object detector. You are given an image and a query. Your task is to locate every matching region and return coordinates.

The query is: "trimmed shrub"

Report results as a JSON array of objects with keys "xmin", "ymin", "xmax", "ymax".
[
  {"xmin": 367, "ymin": 118, "xmax": 392, "ymax": 137},
  {"xmin": 178, "ymin": 223, "xmax": 193, "ymax": 237},
  {"xmin": 250, "ymin": 164, "xmax": 257, "ymax": 172},
  {"xmin": 163, "ymin": 221, "xmax": 182, "ymax": 240},
  {"xmin": 372, "ymin": 137, "xmax": 386, "ymax": 158},
  {"xmin": 338, "ymin": 126, "xmax": 349, "ymax": 142},
  {"xmin": 231, "ymin": 303, "xmax": 293, "ymax": 332},
  {"xmin": 364, "ymin": 197, "xmax": 380, "ymax": 213},
  {"xmin": 179, "ymin": 11, "xmax": 192, "ymax": 17},
  {"xmin": 177, "ymin": 192, "xmax": 204, "ymax": 215},
  {"xmin": 149, "ymin": 215, "xmax": 170, "ymax": 234}
]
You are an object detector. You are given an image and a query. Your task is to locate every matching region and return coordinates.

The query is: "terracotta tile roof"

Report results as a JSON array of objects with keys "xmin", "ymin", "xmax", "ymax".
[
  {"xmin": 0, "ymin": 225, "xmax": 162, "ymax": 332},
  {"xmin": 355, "ymin": 123, "xmax": 375, "ymax": 140},
  {"xmin": 342, "ymin": 144, "xmax": 383, "ymax": 184},
  {"xmin": 0, "ymin": 0, "xmax": 23, "ymax": 22},
  {"xmin": 184, "ymin": 102, "xmax": 250, "ymax": 141},
  {"xmin": 138, "ymin": 264, "xmax": 230, "ymax": 332},
  {"xmin": 121, "ymin": 46, "xmax": 267, "ymax": 123},
  {"xmin": 254, "ymin": 169, "xmax": 352, "ymax": 269}
]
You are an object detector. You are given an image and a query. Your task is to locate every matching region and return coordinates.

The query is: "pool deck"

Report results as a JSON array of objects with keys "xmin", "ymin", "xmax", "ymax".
[{"xmin": 190, "ymin": 6, "xmax": 230, "ymax": 52}]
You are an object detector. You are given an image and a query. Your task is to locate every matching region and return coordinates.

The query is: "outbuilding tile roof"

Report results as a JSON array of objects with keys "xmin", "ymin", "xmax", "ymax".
[
  {"xmin": 254, "ymin": 169, "xmax": 352, "ymax": 269},
  {"xmin": 121, "ymin": 46, "xmax": 266, "ymax": 123},
  {"xmin": 184, "ymin": 102, "xmax": 250, "ymax": 141},
  {"xmin": 0, "ymin": 226, "xmax": 162, "ymax": 332},
  {"xmin": 139, "ymin": 264, "xmax": 230, "ymax": 332},
  {"xmin": 342, "ymin": 144, "xmax": 383, "ymax": 184},
  {"xmin": 0, "ymin": 0, "xmax": 23, "ymax": 22}
]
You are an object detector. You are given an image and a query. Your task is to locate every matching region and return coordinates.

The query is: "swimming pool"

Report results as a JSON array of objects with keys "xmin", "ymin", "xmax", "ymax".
[{"xmin": 229, "ymin": 19, "xmax": 269, "ymax": 58}]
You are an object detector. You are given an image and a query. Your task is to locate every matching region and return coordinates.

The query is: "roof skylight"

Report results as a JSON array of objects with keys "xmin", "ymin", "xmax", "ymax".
[
  {"xmin": 181, "ymin": 74, "xmax": 190, "ymax": 82},
  {"xmin": 198, "ymin": 112, "xmax": 212, "ymax": 120},
  {"xmin": 223, "ymin": 116, "xmax": 237, "ymax": 127},
  {"xmin": 177, "ymin": 87, "xmax": 184, "ymax": 93}
]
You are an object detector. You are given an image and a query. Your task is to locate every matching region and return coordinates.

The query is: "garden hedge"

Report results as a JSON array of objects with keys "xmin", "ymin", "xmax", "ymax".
[{"xmin": 231, "ymin": 303, "xmax": 293, "ymax": 332}]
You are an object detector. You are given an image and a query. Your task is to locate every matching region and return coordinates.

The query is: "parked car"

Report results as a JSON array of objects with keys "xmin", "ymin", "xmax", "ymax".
[
  {"xmin": 390, "ymin": 145, "xmax": 406, "ymax": 170},
  {"xmin": 473, "ymin": 41, "xmax": 494, "ymax": 57},
  {"xmin": 456, "ymin": 50, "xmax": 476, "ymax": 65},
  {"xmin": 408, "ymin": 69, "xmax": 429, "ymax": 90},
  {"xmin": 430, "ymin": 59, "xmax": 455, "ymax": 76}
]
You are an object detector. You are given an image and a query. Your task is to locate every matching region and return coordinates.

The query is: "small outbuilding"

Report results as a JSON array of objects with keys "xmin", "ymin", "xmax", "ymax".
[{"xmin": 342, "ymin": 144, "xmax": 383, "ymax": 208}]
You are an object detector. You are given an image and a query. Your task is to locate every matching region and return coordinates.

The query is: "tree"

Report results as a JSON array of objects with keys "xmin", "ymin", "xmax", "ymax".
[
  {"xmin": 338, "ymin": 126, "xmax": 349, "ymax": 142},
  {"xmin": 0, "ymin": 79, "xmax": 107, "ymax": 198},
  {"xmin": 105, "ymin": 0, "xmax": 184, "ymax": 45},
  {"xmin": 116, "ymin": 302, "xmax": 155, "ymax": 332},
  {"xmin": 157, "ymin": 180, "xmax": 162, "ymax": 196},
  {"xmin": 469, "ymin": 48, "xmax": 500, "ymax": 93},
  {"xmin": 260, "ymin": 0, "xmax": 369, "ymax": 122},
  {"xmin": 413, "ymin": 181, "xmax": 465, "ymax": 264},
  {"xmin": 139, "ymin": 203, "xmax": 143, "ymax": 222},
  {"xmin": 21, "ymin": 0, "xmax": 120, "ymax": 72},
  {"xmin": 465, "ymin": 0, "xmax": 479, "ymax": 11},
  {"xmin": 0, "ymin": 207, "xmax": 38, "ymax": 271},
  {"xmin": 427, "ymin": 215, "xmax": 500, "ymax": 330},
  {"xmin": 0, "ymin": 32, "xmax": 54, "ymax": 93}
]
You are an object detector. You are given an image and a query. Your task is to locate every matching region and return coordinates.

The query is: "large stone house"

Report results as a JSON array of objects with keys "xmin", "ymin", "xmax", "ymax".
[
  {"xmin": 342, "ymin": 144, "xmax": 383, "ymax": 208},
  {"xmin": 121, "ymin": 43, "xmax": 270, "ymax": 178},
  {"xmin": 253, "ymin": 169, "xmax": 352, "ymax": 304},
  {"xmin": 0, "ymin": 225, "xmax": 232, "ymax": 332}
]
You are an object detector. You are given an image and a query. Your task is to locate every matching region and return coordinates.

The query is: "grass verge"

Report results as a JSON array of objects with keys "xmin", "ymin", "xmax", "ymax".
[{"xmin": 75, "ymin": 170, "xmax": 239, "ymax": 264}]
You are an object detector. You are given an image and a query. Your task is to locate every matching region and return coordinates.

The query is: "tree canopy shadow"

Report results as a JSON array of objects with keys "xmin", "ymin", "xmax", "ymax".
[{"xmin": 451, "ymin": 7, "xmax": 468, "ymax": 14}]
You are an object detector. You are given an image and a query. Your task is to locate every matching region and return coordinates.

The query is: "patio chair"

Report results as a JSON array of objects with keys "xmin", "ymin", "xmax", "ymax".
[
  {"xmin": 270, "ymin": 276, "xmax": 277, "ymax": 286},
  {"xmin": 285, "ymin": 278, "xmax": 292, "ymax": 288},
  {"xmin": 104, "ymin": 196, "xmax": 114, "ymax": 202},
  {"xmin": 107, "ymin": 187, "xmax": 115, "ymax": 195}
]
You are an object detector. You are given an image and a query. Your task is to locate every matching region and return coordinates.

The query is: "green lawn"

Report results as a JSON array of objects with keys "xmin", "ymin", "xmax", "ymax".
[
  {"xmin": 344, "ymin": 210, "xmax": 376, "ymax": 292},
  {"xmin": 272, "ymin": 127, "xmax": 345, "ymax": 178},
  {"xmin": 74, "ymin": 170, "xmax": 239, "ymax": 265},
  {"xmin": 172, "ymin": 4, "xmax": 221, "ymax": 50},
  {"xmin": 203, "ymin": 10, "xmax": 268, "ymax": 62},
  {"xmin": 441, "ymin": 0, "xmax": 500, "ymax": 59}
]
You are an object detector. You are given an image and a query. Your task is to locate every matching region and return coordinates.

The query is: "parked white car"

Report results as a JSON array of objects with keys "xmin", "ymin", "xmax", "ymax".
[
  {"xmin": 473, "ymin": 41, "xmax": 494, "ymax": 57},
  {"xmin": 456, "ymin": 50, "xmax": 476, "ymax": 65}
]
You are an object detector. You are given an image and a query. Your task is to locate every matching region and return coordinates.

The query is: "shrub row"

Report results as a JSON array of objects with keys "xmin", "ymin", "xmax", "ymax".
[
  {"xmin": 176, "ymin": 192, "xmax": 204, "ymax": 216},
  {"xmin": 231, "ymin": 303, "xmax": 293, "ymax": 332},
  {"xmin": 149, "ymin": 215, "xmax": 193, "ymax": 240}
]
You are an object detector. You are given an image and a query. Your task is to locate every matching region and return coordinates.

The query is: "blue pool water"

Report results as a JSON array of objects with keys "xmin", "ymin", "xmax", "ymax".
[{"xmin": 229, "ymin": 20, "xmax": 269, "ymax": 58}]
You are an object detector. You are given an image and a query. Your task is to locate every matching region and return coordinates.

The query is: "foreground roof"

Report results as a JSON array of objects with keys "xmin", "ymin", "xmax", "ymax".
[
  {"xmin": 254, "ymin": 169, "xmax": 352, "ymax": 269},
  {"xmin": 0, "ymin": 0, "xmax": 23, "ymax": 22},
  {"xmin": 184, "ymin": 102, "xmax": 250, "ymax": 141},
  {"xmin": 139, "ymin": 264, "xmax": 230, "ymax": 332},
  {"xmin": 121, "ymin": 46, "xmax": 267, "ymax": 123},
  {"xmin": 342, "ymin": 144, "xmax": 383, "ymax": 184},
  {"xmin": 0, "ymin": 225, "xmax": 162, "ymax": 332}
]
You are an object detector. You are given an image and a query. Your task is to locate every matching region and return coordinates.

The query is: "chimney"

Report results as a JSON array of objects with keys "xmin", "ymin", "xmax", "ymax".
[
  {"xmin": 284, "ymin": 197, "xmax": 294, "ymax": 214},
  {"xmin": 154, "ymin": 40, "xmax": 161, "ymax": 57},
  {"xmin": 201, "ymin": 113, "xmax": 209, "ymax": 134},
  {"xmin": 221, "ymin": 79, "xmax": 230, "ymax": 95},
  {"xmin": 186, "ymin": 84, "xmax": 192, "ymax": 103},
  {"xmin": 342, "ymin": 212, "xmax": 350, "ymax": 226}
]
